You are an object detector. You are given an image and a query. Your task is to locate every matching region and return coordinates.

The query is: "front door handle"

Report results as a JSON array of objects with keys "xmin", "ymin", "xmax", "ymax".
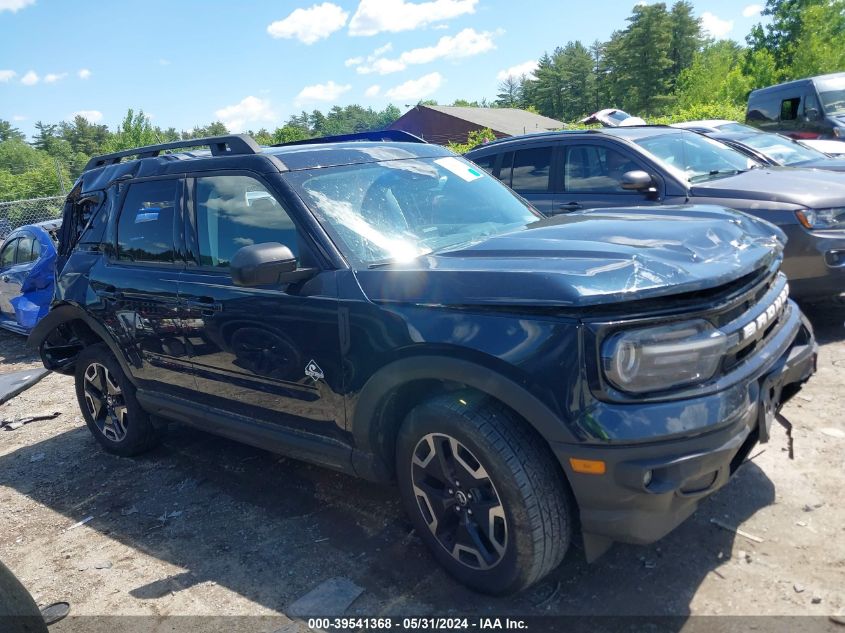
[
  {"xmin": 185, "ymin": 297, "xmax": 223, "ymax": 313},
  {"xmin": 559, "ymin": 202, "xmax": 582, "ymax": 211}
]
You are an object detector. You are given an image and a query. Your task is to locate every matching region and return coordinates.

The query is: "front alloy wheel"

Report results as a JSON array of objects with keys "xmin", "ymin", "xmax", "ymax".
[
  {"xmin": 411, "ymin": 433, "xmax": 508, "ymax": 570},
  {"xmin": 83, "ymin": 362, "xmax": 128, "ymax": 443}
]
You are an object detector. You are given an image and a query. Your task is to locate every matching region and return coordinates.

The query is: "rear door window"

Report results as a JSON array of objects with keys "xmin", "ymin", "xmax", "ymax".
[{"xmin": 117, "ymin": 179, "xmax": 180, "ymax": 263}]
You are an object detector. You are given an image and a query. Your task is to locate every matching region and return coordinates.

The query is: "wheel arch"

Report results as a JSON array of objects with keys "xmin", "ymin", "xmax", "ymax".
[
  {"xmin": 350, "ymin": 355, "xmax": 577, "ymax": 482},
  {"xmin": 27, "ymin": 303, "xmax": 135, "ymax": 380}
]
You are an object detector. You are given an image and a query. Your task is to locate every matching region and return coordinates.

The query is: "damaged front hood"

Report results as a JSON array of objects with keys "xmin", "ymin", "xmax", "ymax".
[{"xmin": 354, "ymin": 206, "xmax": 783, "ymax": 308}]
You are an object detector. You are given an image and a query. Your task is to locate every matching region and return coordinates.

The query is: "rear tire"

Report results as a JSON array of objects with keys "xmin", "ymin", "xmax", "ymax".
[
  {"xmin": 396, "ymin": 393, "xmax": 572, "ymax": 595},
  {"xmin": 74, "ymin": 343, "xmax": 161, "ymax": 456}
]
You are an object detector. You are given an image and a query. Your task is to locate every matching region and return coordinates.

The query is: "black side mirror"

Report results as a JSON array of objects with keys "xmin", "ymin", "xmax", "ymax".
[
  {"xmin": 805, "ymin": 107, "xmax": 821, "ymax": 121},
  {"xmin": 230, "ymin": 242, "xmax": 298, "ymax": 287},
  {"xmin": 620, "ymin": 170, "xmax": 654, "ymax": 191}
]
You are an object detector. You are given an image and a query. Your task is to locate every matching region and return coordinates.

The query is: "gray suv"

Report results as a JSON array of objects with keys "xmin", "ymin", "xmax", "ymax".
[{"xmin": 465, "ymin": 126, "xmax": 845, "ymax": 301}]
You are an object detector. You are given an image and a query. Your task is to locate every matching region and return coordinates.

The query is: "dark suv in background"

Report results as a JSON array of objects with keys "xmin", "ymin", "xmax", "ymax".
[
  {"xmin": 746, "ymin": 72, "xmax": 845, "ymax": 140},
  {"xmin": 465, "ymin": 126, "xmax": 845, "ymax": 302},
  {"xmin": 31, "ymin": 133, "xmax": 817, "ymax": 595}
]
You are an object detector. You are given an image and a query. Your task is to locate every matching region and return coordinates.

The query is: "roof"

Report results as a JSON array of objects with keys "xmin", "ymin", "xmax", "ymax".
[
  {"xmin": 672, "ymin": 120, "xmax": 733, "ymax": 130},
  {"xmin": 78, "ymin": 137, "xmax": 454, "ymax": 192},
  {"xmin": 750, "ymin": 72, "xmax": 845, "ymax": 94},
  {"xmin": 412, "ymin": 106, "xmax": 565, "ymax": 137}
]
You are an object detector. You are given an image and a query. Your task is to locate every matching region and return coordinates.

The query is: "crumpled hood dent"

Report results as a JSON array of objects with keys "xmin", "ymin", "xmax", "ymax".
[{"xmin": 355, "ymin": 206, "xmax": 784, "ymax": 309}]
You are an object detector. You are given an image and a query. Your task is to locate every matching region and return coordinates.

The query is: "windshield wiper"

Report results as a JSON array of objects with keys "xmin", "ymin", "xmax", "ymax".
[{"xmin": 690, "ymin": 169, "xmax": 745, "ymax": 182}]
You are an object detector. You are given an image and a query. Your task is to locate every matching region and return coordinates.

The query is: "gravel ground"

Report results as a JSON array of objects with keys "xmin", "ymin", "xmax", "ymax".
[{"xmin": 0, "ymin": 304, "xmax": 843, "ymax": 632}]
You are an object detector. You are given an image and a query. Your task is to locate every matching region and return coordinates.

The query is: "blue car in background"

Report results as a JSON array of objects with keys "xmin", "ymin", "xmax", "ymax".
[{"xmin": 0, "ymin": 219, "xmax": 60, "ymax": 335}]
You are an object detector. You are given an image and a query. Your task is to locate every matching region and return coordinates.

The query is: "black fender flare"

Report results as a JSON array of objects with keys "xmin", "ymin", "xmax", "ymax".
[
  {"xmin": 27, "ymin": 303, "xmax": 138, "ymax": 382},
  {"xmin": 350, "ymin": 355, "xmax": 577, "ymax": 479}
]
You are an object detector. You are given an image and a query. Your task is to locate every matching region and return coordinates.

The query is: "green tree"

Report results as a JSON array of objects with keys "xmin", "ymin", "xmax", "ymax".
[
  {"xmin": 31, "ymin": 121, "xmax": 59, "ymax": 152},
  {"xmin": 0, "ymin": 120, "xmax": 25, "ymax": 143},
  {"xmin": 675, "ymin": 40, "xmax": 751, "ymax": 107},
  {"xmin": 787, "ymin": 0, "xmax": 845, "ymax": 78},
  {"xmin": 103, "ymin": 109, "xmax": 159, "ymax": 152},
  {"xmin": 184, "ymin": 121, "xmax": 229, "ymax": 139},
  {"xmin": 616, "ymin": 3, "xmax": 676, "ymax": 114},
  {"xmin": 496, "ymin": 76, "xmax": 522, "ymax": 108},
  {"xmin": 0, "ymin": 140, "xmax": 70, "ymax": 201},
  {"xmin": 747, "ymin": 0, "xmax": 829, "ymax": 68},
  {"xmin": 668, "ymin": 1, "xmax": 703, "ymax": 85},
  {"xmin": 58, "ymin": 115, "xmax": 110, "ymax": 156}
]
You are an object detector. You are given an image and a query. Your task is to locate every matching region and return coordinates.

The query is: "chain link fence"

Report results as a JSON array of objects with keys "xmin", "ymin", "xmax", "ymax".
[{"xmin": 0, "ymin": 196, "xmax": 64, "ymax": 239}]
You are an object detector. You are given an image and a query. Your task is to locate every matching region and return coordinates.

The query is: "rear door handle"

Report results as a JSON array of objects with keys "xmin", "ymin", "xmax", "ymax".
[{"xmin": 559, "ymin": 202, "xmax": 582, "ymax": 211}]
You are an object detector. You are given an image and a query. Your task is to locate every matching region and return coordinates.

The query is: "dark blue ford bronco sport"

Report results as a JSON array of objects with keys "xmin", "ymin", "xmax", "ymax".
[{"xmin": 30, "ymin": 132, "xmax": 817, "ymax": 595}]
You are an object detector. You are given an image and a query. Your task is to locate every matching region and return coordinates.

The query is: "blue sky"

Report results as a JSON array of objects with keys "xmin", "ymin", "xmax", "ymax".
[{"xmin": 1, "ymin": 0, "xmax": 770, "ymax": 137}]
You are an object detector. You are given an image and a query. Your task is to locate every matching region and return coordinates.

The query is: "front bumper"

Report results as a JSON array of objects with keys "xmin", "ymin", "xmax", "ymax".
[{"xmin": 554, "ymin": 311, "xmax": 817, "ymax": 559}]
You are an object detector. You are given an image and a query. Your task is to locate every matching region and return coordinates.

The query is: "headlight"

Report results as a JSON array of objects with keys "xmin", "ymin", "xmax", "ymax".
[
  {"xmin": 796, "ymin": 208, "xmax": 845, "ymax": 230},
  {"xmin": 602, "ymin": 320, "xmax": 727, "ymax": 394}
]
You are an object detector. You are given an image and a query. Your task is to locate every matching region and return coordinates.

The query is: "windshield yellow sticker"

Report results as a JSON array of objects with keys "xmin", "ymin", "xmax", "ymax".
[{"xmin": 435, "ymin": 157, "xmax": 484, "ymax": 182}]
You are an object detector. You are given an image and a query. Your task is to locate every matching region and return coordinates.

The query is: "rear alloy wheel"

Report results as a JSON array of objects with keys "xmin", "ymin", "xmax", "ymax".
[
  {"xmin": 74, "ymin": 343, "xmax": 161, "ymax": 456},
  {"xmin": 397, "ymin": 393, "xmax": 572, "ymax": 595},
  {"xmin": 82, "ymin": 362, "xmax": 128, "ymax": 443}
]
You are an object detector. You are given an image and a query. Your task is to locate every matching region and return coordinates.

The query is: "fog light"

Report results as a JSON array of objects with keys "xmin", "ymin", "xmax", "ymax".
[{"xmin": 643, "ymin": 470, "xmax": 653, "ymax": 488}]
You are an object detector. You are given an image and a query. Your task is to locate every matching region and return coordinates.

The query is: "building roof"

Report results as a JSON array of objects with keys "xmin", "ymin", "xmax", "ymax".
[{"xmin": 408, "ymin": 105, "xmax": 565, "ymax": 137}]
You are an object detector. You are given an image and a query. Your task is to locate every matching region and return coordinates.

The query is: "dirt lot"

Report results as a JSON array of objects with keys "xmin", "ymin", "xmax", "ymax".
[{"xmin": 0, "ymin": 305, "xmax": 844, "ymax": 632}]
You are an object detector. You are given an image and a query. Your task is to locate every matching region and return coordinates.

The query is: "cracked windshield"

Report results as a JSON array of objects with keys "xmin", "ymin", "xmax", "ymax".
[{"xmin": 286, "ymin": 155, "xmax": 539, "ymax": 266}]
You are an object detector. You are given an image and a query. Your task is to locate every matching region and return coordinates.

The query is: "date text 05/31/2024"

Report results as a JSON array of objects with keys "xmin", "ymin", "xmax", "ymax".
[{"xmin": 307, "ymin": 617, "xmax": 528, "ymax": 630}]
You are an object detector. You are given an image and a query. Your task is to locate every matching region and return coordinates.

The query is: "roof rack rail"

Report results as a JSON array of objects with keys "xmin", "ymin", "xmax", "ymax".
[
  {"xmin": 273, "ymin": 129, "xmax": 426, "ymax": 147},
  {"xmin": 83, "ymin": 134, "xmax": 261, "ymax": 171}
]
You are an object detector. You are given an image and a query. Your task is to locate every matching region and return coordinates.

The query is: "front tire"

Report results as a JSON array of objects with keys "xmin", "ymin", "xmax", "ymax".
[
  {"xmin": 396, "ymin": 393, "xmax": 572, "ymax": 595},
  {"xmin": 74, "ymin": 343, "xmax": 160, "ymax": 456}
]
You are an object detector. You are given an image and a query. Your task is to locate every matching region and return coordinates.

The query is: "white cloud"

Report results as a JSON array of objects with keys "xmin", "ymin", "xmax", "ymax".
[
  {"xmin": 385, "ymin": 72, "xmax": 443, "ymax": 101},
  {"xmin": 12, "ymin": 115, "xmax": 26, "ymax": 121},
  {"xmin": 742, "ymin": 4, "xmax": 763, "ymax": 17},
  {"xmin": 0, "ymin": 70, "xmax": 16, "ymax": 82},
  {"xmin": 496, "ymin": 60, "xmax": 538, "ymax": 82},
  {"xmin": 0, "ymin": 0, "xmax": 36, "ymax": 12},
  {"xmin": 71, "ymin": 110, "xmax": 103, "ymax": 122},
  {"xmin": 78, "ymin": 68, "xmax": 92, "ymax": 79},
  {"xmin": 345, "ymin": 56, "xmax": 364, "ymax": 67},
  {"xmin": 20, "ymin": 70, "xmax": 38, "ymax": 85},
  {"xmin": 267, "ymin": 2, "xmax": 348, "ymax": 44},
  {"xmin": 296, "ymin": 80, "xmax": 352, "ymax": 103},
  {"xmin": 44, "ymin": 72, "xmax": 68, "ymax": 83},
  {"xmin": 356, "ymin": 28, "xmax": 496, "ymax": 75},
  {"xmin": 349, "ymin": 0, "xmax": 478, "ymax": 36},
  {"xmin": 701, "ymin": 11, "xmax": 734, "ymax": 38},
  {"xmin": 215, "ymin": 96, "xmax": 275, "ymax": 131},
  {"xmin": 365, "ymin": 84, "xmax": 381, "ymax": 97}
]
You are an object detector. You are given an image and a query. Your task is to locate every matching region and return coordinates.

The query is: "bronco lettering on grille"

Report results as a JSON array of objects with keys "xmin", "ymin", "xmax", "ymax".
[{"xmin": 740, "ymin": 285, "xmax": 789, "ymax": 342}]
